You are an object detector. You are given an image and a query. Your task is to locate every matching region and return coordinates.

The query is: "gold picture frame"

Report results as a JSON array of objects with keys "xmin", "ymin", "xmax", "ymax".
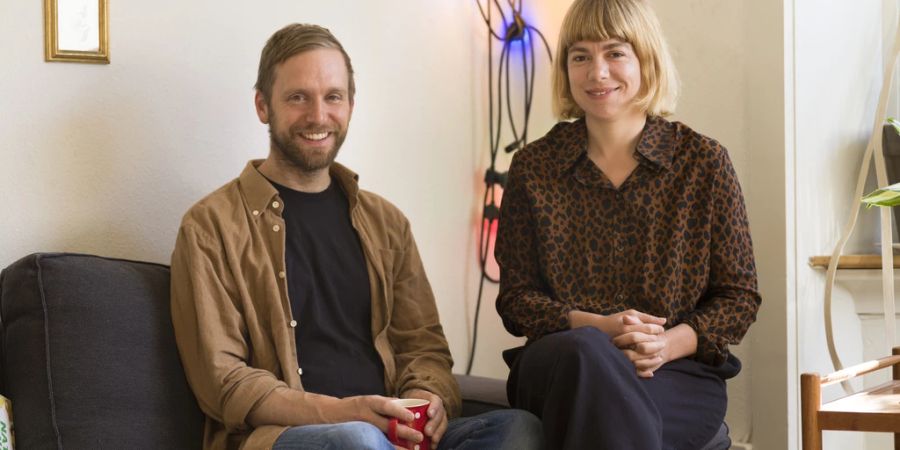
[{"xmin": 44, "ymin": 0, "xmax": 109, "ymax": 64}]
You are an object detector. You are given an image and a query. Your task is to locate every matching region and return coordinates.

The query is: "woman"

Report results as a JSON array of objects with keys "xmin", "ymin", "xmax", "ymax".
[{"xmin": 494, "ymin": 0, "xmax": 761, "ymax": 449}]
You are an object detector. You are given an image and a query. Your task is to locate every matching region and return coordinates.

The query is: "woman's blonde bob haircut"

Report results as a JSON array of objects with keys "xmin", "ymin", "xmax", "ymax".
[{"xmin": 552, "ymin": 0, "xmax": 679, "ymax": 119}]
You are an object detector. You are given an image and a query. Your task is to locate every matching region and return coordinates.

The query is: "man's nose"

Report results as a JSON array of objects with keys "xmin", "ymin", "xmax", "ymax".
[{"xmin": 306, "ymin": 99, "xmax": 327, "ymax": 124}]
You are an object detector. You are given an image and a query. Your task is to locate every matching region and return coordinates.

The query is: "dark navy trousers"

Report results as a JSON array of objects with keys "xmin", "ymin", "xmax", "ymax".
[{"xmin": 506, "ymin": 327, "xmax": 740, "ymax": 450}]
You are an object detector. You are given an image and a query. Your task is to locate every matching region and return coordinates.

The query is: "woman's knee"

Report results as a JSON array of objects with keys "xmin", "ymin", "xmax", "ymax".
[
  {"xmin": 531, "ymin": 328, "xmax": 617, "ymax": 362},
  {"xmin": 519, "ymin": 327, "xmax": 631, "ymax": 386}
]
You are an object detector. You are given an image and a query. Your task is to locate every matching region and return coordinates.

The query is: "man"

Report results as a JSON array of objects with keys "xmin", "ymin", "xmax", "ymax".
[{"xmin": 170, "ymin": 23, "xmax": 542, "ymax": 450}]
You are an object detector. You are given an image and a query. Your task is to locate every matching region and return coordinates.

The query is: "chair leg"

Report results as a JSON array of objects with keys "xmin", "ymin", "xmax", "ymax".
[
  {"xmin": 801, "ymin": 373, "xmax": 823, "ymax": 450},
  {"xmin": 895, "ymin": 348, "xmax": 900, "ymax": 450}
]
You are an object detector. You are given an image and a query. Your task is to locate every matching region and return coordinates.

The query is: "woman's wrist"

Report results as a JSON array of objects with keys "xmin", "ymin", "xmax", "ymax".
[
  {"xmin": 661, "ymin": 323, "xmax": 698, "ymax": 362},
  {"xmin": 568, "ymin": 310, "xmax": 609, "ymax": 333}
]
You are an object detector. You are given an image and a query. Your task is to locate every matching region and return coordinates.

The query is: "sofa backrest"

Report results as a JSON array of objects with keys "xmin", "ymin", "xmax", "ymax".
[{"xmin": 0, "ymin": 253, "xmax": 204, "ymax": 449}]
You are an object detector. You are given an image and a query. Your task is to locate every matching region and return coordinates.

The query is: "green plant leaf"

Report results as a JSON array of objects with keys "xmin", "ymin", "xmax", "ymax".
[
  {"xmin": 862, "ymin": 182, "xmax": 900, "ymax": 207},
  {"xmin": 889, "ymin": 117, "xmax": 900, "ymax": 136}
]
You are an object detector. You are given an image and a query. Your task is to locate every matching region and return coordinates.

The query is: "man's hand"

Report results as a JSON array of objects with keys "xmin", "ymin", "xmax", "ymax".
[
  {"xmin": 402, "ymin": 389, "xmax": 448, "ymax": 449},
  {"xmin": 247, "ymin": 389, "xmax": 423, "ymax": 449},
  {"xmin": 329, "ymin": 395, "xmax": 423, "ymax": 446}
]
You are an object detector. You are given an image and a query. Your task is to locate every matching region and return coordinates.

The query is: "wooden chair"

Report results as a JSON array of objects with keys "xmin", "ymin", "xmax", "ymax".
[{"xmin": 801, "ymin": 347, "xmax": 900, "ymax": 449}]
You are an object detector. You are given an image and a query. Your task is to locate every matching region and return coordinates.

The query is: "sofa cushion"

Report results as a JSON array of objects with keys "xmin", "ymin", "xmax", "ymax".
[{"xmin": 0, "ymin": 253, "xmax": 203, "ymax": 449}]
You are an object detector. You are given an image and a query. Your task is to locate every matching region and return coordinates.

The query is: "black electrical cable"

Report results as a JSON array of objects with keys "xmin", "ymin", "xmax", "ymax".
[{"xmin": 467, "ymin": 0, "xmax": 551, "ymax": 375}]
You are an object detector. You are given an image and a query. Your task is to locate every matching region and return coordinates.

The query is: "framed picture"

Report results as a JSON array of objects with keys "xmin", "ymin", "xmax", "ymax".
[{"xmin": 44, "ymin": 0, "xmax": 109, "ymax": 64}]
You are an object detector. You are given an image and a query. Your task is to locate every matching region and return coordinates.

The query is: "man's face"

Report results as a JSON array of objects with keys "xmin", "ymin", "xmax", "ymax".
[{"xmin": 256, "ymin": 48, "xmax": 353, "ymax": 173}]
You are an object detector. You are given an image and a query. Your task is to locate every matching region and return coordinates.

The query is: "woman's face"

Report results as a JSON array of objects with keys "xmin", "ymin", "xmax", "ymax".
[{"xmin": 566, "ymin": 39, "xmax": 643, "ymax": 123}]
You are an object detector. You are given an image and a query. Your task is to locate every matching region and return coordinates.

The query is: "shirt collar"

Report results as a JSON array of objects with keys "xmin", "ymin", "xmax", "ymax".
[
  {"xmin": 238, "ymin": 159, "xmax": 361, "ymax": 217},
  {"xmin": 636, "ymin": 116, "xmax": 674, "ymax": 171},
  {"xmin": 556, "ymin": 115, "xmax": 674, "ymax": 176}
]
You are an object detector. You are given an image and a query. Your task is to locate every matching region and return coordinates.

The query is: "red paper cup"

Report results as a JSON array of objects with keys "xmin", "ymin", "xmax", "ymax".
[{"xmin": 387, "ymin": 398, "xmax": 431, "ymax": 450}]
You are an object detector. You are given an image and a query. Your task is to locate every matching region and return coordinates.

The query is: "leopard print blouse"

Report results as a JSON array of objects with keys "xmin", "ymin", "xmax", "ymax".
[{"xmin": 494, "ymin": 116, "xmax": 760, "ymax": 365}]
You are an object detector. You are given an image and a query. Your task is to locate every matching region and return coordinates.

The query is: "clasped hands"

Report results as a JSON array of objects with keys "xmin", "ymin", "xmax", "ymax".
[
  {"xmin": 605, "ymin": 310, "xmax": 669, "ymax": 378},
  {"xmin": 569, "ymin": 309, "xmax": 671, "ymax": 378}
]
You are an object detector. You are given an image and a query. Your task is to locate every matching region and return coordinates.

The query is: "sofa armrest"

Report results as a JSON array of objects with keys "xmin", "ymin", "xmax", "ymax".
[{"xmin": 453, "ymin": 374, "xmax": 509, "ymax": 417}]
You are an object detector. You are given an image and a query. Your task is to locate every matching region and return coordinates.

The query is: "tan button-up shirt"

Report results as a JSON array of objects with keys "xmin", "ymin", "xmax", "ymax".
[{"xmin": 171, "ymin": 160, "xmax": 459, "ymax": 450}]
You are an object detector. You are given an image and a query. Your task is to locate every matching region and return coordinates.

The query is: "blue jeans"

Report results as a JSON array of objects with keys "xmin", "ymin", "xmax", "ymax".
[{"xmin": 273, "ymin": 409, "xmax": 543, "ymax": 450}]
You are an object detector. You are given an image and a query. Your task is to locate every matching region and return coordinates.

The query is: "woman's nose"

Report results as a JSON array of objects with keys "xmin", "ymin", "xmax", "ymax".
[{"xmin": 588, "ymin": 60, "xmax": 609, "ymax": 80}]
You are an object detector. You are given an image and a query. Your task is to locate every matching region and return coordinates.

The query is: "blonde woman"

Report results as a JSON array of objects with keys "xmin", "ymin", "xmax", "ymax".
[{"xmin": 495, "ymin": 0, "xmax": 760, "ymax": 448}]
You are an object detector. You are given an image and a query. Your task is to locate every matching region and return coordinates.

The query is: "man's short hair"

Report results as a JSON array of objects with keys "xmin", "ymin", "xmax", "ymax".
[
  {"xmin": 552, "ymin": 0, "xmax": 679, "ymax": 119},
  {"xmin": 255, "ymin": 23, "xmax": 356, "ymax": 103}
]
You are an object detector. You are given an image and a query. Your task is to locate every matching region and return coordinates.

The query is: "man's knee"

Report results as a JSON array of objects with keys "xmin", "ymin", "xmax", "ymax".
[
  {"xmin": 327, "ymin": 422, "xmax": 391, "ymax": 450},
  {"xmin": 481, "ymin": 409, "xmax": 544, "ymax": 449},
  {"xmin": 275, "ymin": 422, "xmax": 391, "ymax": 450}
]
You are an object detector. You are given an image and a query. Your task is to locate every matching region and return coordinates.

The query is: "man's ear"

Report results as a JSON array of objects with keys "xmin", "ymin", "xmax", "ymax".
[{"xmin": 254, "ymin": 91, "xmax": 270, "ymax": 124}]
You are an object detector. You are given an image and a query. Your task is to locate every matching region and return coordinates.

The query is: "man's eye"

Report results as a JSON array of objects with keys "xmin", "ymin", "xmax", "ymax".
[{"xmin": 327, "ymin": 94, "xmax": 343, "ymax": 102}]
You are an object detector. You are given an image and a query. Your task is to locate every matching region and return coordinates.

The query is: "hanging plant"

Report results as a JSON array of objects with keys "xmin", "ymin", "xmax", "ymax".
[{"xmin": 862, "ymin": 118, "xmax": 900, "ymax": 207}]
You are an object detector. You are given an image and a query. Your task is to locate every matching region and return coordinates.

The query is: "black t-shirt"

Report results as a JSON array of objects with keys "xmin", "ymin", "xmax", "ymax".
[{"xmin": 271, "ymin": 178, "xmax": 386, "ymax": 398}]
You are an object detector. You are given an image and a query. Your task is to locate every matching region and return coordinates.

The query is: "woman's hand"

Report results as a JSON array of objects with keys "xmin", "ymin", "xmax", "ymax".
[
  {"xmin": 568, "ymin": 309, "xmax": 697, "ymax": 377},
  {"xmin": 568, "ymin": 309, "xmax": 666, "ymax": 338},
  {"xmin": 613, "ymin": 315, "xmax": 668, "ymax": 377},
  {"xmin": 612, "ymin": 318, "xmax": 700, "ymax": 378}
]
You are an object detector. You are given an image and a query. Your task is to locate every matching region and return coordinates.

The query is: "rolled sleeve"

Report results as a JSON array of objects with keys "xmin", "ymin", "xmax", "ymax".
[
  {"xmin": 386, "ymin": 219, "xmax": 461, "ymax": 418},
  {"xmin": 170, "ymin": 223, "xmax": 288, "ymax": 430}
]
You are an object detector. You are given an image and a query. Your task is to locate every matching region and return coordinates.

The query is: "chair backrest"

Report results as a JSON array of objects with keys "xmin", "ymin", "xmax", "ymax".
[
  {"xmin": 801, "ymin": 346, "xmax": 900, "ymax": 450},
  {"xmin": 0, "ymin": 253, "xmax": 204, "ymax": 449}
]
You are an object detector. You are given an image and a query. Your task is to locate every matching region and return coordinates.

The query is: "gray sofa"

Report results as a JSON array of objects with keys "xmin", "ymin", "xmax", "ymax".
[{"xmin": 0, "ymin": 253, "xmax": 509, "ymax": 449}]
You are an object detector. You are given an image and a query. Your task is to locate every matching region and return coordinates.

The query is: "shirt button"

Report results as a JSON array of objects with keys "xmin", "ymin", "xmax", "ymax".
[
  {"xmin": 278, "ymin": 271, "xmax": 286, "ymax": 279},
  {"xmin": 252, "ymin": 210, "xmax": 260, "ymax": 216},
  {"xmin": 615, "ymin": 293, "xmax": 626, "ymax": 301},
  {"xmin": 616, "ymin": 245, "xmax": 624, "ymax": 253},
  {"xmin": 290, "ymin": 320, "xmax": 297, "ymax": 328},
  {"xmin": 272, "ymin": 201, "xmax": 280, "ymax": 209},
  {"xmin": 297, "ymin": 368, "xmax": 303, "ymax": 376},
  {"xmin": 273, "ymin": 225, "xmax": 281, "ymax": 232}
]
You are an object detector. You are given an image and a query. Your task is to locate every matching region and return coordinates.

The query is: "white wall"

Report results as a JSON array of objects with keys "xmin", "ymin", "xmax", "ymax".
[
  {"xmin": 463, "ymin": 0, "xmax": 568, "ymax": 379},
  {"xmin": 793, "ymin": 0, "xmax": 892, "ymax": 449},
  {"xmin": 0, "ymin": 1, "xmax": 479, "ymax": 365}
]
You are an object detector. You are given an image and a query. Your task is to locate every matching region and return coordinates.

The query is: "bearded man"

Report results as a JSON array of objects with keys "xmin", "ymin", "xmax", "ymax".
[{"xmin": 169, "ymin": 23, "xmax": 542, "ymax": 450}]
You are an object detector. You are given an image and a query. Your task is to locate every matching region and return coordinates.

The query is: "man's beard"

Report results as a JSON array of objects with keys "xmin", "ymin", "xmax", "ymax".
[{"xmin": 268, "ymin": 120, "xmax": 346, "ymax": 173}]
